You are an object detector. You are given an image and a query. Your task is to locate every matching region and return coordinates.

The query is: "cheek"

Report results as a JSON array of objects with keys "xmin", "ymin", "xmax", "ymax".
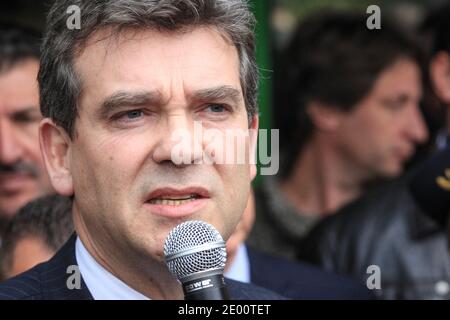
[
  {"xmin": 345, "ymin": 111, "xmax": 387, "ymax": 147},
  {"xmin": 361, "ymin": 117, "xmax": 400, "ymax": 153},
  {"xmin": 19, "ymin": 126, "xmax": 44, "ymax": 163},
  {"xmin": 77, "ymin": 134, "xmax": 155, "ymax": 207},
  {"xmin": 72, "ymin": 141, "xmax": 119, "ymax": 198},
  {"xmin": 71, "ymin": 141, "xmax": 141, "ymax": 233},
  {"xmin": 218, "ymin": 164, "xmax": 251, "ymax": 232}
]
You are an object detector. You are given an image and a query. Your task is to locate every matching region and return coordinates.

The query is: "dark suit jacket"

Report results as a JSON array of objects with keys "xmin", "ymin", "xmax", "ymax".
[
  {"xmin": 0, "ymin": 235, "xmax": 282, "ymax": 300},
  {"xmin": 247, "ymin": 246, "xmax": 373, "ymax": 299}
]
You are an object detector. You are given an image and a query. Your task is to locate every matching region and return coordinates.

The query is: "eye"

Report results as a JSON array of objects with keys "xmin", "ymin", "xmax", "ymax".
[
  {"xmin": 382, "ymin": 100, "xmax": 405, "ymax": 112},
  {"xmin": 110, "ymin": 109, "xmax": 148, "ymax": 127},
  {"xmin": 13, "ymin": 110, "xmax": 41, "ymax": 125},
  {"xmin": 125, "ymin": 110, "xmax": 144, "ymax": 119},
  {"xmin": 112, "ymin": 109, "xmax": 145, "ymax": 123},
  {"xmin": 205, "ymin": 104, "xmax": 227, "ymax": 113},
  {"xmin": 197, "ymin": 103, "xmax": 233, "ymax": 122}
]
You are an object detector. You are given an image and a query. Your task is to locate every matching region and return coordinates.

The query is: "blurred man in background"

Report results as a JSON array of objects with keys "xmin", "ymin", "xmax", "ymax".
[
  {"xmin": 248, "ymin": 11, "xmax": 428, "ymax": 260},
  {"xmin": 0, "ymin": 24, "xmax": 53, "ymax": 233},
  {"xmin": 299, "ymin": 3, "xmax": 450, "ymax": 300},
  {"xmin": 0, "ymin": 194, "xmax": 73, "ymax": 280}
]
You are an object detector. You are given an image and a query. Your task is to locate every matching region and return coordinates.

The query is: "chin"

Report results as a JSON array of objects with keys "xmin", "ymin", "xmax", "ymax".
[{"xmin": 381, "ymin": 165, "xmax": 403, "ymax": 178}]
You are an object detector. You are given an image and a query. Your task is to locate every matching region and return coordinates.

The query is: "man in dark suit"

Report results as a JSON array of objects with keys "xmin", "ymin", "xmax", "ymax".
[
  {"xmin": 0, "ymin": 234, "xmax": 281, "ymax": 300},
  {"xmin": 0, "ymin": 0, "xmax": 281, "ymax": 300},
  {"xmin": 247, "ymin": 246, "xmax": 372, "ymax": 300},
  {"xmin": 225, "ymin": 190, "xmax": 373, "ymax": 299}
]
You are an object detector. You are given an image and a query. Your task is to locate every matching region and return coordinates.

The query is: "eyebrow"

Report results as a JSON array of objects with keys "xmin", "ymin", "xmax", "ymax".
[
  {"xmin": 11, "ymin": 107, "xmax": 39, "ymax": 114},
  {"xmin": 97, "ymin": 85, "xmax": 243, "ymax": 119},
  {"xmin": 98, "ymin": 90, "xmax": 162, "ymax": 119},
  {"xmin": 191, "ymin": 86, "xmax": 243, "ymax": 106},
  {"xmin": 382, "ymin": 92, "xmax": 422, "ymax": 104},
  {"xmin": 10, "ymin": 107, "xmax": 41, "ymax": 118}
]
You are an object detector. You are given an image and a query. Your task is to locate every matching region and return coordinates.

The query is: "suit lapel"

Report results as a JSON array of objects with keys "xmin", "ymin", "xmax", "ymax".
[{"xmin": 39, "ymin": 233, "xmax": 93, "ymax": 300}]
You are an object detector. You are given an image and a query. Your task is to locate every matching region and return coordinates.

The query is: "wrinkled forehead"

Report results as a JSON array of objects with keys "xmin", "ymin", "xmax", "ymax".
[
  {"xmin": 72, "ymin": 26, "xmax": 242, "ymax": 109},
  {"xmin": 73, "ymin": 25, "xmax": 239, "ymax": 76}
]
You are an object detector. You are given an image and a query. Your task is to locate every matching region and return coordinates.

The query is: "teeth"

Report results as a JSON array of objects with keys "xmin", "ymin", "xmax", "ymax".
[
  {"xmin": 149, "ymin": 196, "xmax": 197, "ymax": 206},
  {"xmin": 163, "ymin": 195, "xmax": 196, "ymax": 200}
]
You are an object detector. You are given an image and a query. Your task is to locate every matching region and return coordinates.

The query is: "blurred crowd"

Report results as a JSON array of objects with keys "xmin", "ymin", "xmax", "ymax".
[{"xmin": 0, "ymin": 1, "xmax": 449, "ymax": 300}]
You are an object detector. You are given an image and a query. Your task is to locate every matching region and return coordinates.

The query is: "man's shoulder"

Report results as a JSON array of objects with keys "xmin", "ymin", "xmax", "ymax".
[
  {"xmin": 226, "ymin": 278, "xmax": 286, "ymax": 300},
  {"xmin": 248, "ymin": 247, "xmax": 372, "ymax": 299},
  {"xmin": 307, "ymin": 178, "xmax": 412, "ymax": 238},
  {"xmin": 0, "ymin": 234, "xmax": 91, "ymax": 300},
  {"xmin": 0, "ymin": 267, "xmax": 43, "ymax": 300}
]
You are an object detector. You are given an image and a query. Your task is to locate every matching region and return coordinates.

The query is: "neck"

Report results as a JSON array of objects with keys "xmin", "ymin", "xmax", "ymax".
[
  {"xmin": 73, "ymin": 211, "xmax": 183, "ymax": 300},
  {"xmin": 281, "ymin": 137, "xmax": 366, "ymax": 215}
]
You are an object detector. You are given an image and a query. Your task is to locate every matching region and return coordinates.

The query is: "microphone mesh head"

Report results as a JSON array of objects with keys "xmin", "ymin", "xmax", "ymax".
[{"xmin": 164, "ymin": 220, "xmax": 226, "ymax": 281}]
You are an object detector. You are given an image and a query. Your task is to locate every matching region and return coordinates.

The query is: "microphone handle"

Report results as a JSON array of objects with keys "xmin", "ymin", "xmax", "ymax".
[{"xmin": 183, "ymin": 273, "xmax": 230, "ymax": 300}]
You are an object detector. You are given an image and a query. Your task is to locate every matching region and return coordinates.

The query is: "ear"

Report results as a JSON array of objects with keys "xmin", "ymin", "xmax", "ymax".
[
  {"xmin": 39, "ymin": 118, "xmax": 74, "ymax": 196},
  {"xmin": 249, "ymin": 115, "xmax": 259, "ymax": 180},
  {"xmin": 307, "ymin": 101, "xmax": 343, "ymax": 132},
  {"xmin": 430, "ymin": 51, "xmax": 450, "ymax": 104}
]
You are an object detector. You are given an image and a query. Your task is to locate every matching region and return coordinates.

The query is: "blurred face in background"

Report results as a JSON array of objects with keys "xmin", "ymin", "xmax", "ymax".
[
  {"xmin": 429, "ymin": 51, "xmax": 450, "ymax": 105},
  {"xmin": 0, "ymin": 60, "xmax": 53, "ymax": 219},
  {"xmin": 3, "ymin": 235, "xmax": 54, "ymax": 279},
  {"xmin": 331, "ymin": 58, "xmax": 429, "ymax": 179}
]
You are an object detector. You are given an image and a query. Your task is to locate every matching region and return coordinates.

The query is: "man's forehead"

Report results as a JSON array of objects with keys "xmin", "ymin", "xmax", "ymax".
[
  {"xmin": 74, "ymin": 26, "xmax": 242, "ymax": 108},
  {"xmin": 371, "ymin": 60, "xmax": 421, "ymax": 95},
  {"xmin": 75, "ymin": 26, "xmax": 237, "ymax": 69},
  {"xmin": 0, "ymin": 61, "xmax": 40, "ymax": 114}
]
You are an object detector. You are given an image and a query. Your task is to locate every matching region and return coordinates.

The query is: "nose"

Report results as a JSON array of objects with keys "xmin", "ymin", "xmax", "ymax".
[
  {"xmin": 152, "ymin": 113, "xmax": 203, "ymax": 165},
  {"xmin": 0, "ymin": 117, "xmax": 23, "ymax": 165},
  {"xmin": 404, "ymin": 105, "xmax": 429, "ymax": 145}
]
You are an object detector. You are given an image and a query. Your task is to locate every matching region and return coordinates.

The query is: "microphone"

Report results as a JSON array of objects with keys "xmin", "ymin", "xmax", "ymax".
[
  {"xmin": 164, "ymin": 220, "xmax": 230, "ymax": 300},
  {"xmin": 409, "ymin": 147, "xmax": 450, "ymax": 227}
]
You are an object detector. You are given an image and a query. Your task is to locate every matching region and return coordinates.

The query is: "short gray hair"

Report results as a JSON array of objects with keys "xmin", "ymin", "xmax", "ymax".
[{"xmin": 39, "ymin": 0, "xmax": 258, "ymax": 138}]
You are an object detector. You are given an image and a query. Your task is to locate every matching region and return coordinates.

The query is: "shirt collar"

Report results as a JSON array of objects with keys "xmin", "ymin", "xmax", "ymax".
[
  {"xmin": 435, "ymin": 130, "xmax": 450, "ymax": 151},
  {"xmin": 224, "ymin": 244, "xmax": 250, "ymax": 283},
  {"xmin": 75, "ymin": 237, "xmax": 150, "ymax": 300}
]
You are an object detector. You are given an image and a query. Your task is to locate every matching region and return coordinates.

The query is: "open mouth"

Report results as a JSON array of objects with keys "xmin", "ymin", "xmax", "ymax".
[
  {"xmin": 148, "ymin": 194, "xmax": 202, "ymax": 206},
  {"xmin": 144, "ymin": 187, "xmax": 210, "ymax": 217},
  {"xmin": 146, "ymin": 187, "xmax": 210, "ymax": 207}
]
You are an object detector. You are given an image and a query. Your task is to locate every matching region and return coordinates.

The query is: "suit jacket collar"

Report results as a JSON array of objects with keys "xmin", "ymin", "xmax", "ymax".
[
  {"xmin": 35, "ymin": 233, "xmax": 280, "ymax": 300},
  {"xmin": 39, "ymin": 233, "xmax": 93, "ymax": 300}
]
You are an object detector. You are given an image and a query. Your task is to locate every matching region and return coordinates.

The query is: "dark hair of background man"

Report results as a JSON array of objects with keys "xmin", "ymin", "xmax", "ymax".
[{"xmin": 0, "ymin": 194, "xmax": 73, "ymax": 280}]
